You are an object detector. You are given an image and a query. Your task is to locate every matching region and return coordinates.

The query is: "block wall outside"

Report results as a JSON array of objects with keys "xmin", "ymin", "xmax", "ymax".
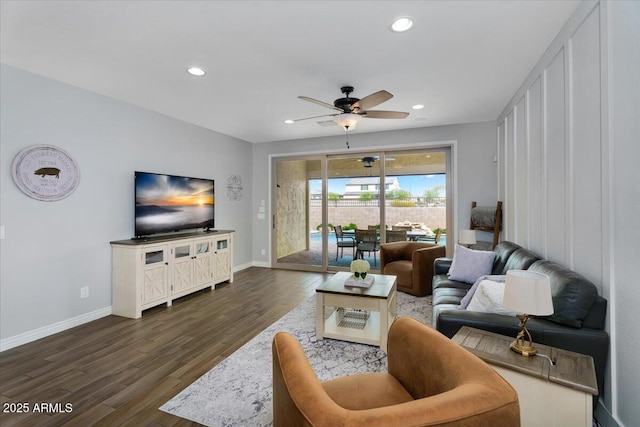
[{"xmin": 310, "ymin": 206, "xmax": 446, "ymax": 232}]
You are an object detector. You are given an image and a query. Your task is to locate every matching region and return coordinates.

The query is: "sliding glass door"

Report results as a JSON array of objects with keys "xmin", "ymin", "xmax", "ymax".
[
  {"xmin": 273, "ymin": 157, "xmax": 325, "ymax": 270},
  {"xmin": 327, "ymin": 153, "xmax": 382, "ymax": 269},
  {"xmin": 272, "ymin": 148, "xmax": 450, "ymax": 272}
]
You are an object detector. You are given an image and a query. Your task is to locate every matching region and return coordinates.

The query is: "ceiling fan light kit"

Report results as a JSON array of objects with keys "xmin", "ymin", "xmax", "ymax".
[
  {"xmin": 333, "ymin": 113, "xmax": 361, "ymax": 130},
  {"xmin": 292, "ymin": 85, "xmax": 409, "ymax": 131}
]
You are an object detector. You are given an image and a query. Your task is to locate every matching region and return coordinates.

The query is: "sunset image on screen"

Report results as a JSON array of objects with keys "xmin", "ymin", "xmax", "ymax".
[{"xmin": 135, "ymin": 172, "xmax": 214, "ymax": 236}]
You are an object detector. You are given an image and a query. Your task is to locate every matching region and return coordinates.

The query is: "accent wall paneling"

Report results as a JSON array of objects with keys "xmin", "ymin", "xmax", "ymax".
[
  {"xmin": 514, "ymin": 95, "xmax": 527, "ymax": 246},
  {"xmin": 497, "ymin": 2, "xmax": 603, "ymax": 287},
  {"xmin": 494, "ymin": 1, "xmax": 640, "ymax": 424},
  {"xmin": 545, "ymin": 47, "xmax": 568, "ymax": 265},
  {"xmin": 569, "ymin": 8, "xmax": 602, "ymax": 283},
  {"xmin": 526, "ymin": 76, "xmax": 544, "ymax": 255}
]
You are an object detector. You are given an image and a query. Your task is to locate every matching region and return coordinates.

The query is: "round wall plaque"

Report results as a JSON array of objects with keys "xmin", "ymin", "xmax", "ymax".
[{"xmin": 11, "ymin": 145, "xmax": 81, "ymax": 201}]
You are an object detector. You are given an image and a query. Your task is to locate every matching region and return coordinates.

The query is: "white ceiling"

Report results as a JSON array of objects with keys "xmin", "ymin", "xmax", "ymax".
[{"xmin": 0, "ymin": 1, "xmax": 579, "ymax": 144}]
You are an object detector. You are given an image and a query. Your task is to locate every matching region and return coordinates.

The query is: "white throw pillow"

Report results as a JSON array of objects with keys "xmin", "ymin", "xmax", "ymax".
[
  {"xmin": 447, "ymin": 244, "xmax": 495, "ymax": 284},
  {"xmin": 466, "ymin": 280, "xmax": 518, "ymax": 316}
]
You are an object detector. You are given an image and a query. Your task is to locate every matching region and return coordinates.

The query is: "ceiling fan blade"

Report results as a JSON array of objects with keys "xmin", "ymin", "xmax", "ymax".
[
  {"xmin": 298, "ymin": 96, "xmax": 343, "ymax": 112},
  {"xmin": 292, "ymin": 113, "xmax": 338, "ymax": 122},
  {"xmin": 352, "ymin": 90, "xmax": 393, "ymax": 111},
  {"xmin": 364, "ymin": 110, "xmax": 409, "ymax": 119}
]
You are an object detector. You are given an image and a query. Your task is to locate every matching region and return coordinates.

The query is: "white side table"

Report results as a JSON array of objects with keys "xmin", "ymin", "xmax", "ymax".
[
  {"xmin": 315, "ymin": 272, "xmax": 397, "ymax": 352},
  {"xmin": 452, "ymin": 326, "xmax": 598, "ymax": 427}
]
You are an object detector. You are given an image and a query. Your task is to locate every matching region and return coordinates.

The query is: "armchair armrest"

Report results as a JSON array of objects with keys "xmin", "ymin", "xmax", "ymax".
[{"xmin": 411, "ymin": 246, "xmax": 447, "ymax": 295}]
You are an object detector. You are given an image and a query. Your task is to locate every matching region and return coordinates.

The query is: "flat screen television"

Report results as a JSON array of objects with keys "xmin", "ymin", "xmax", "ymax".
[{"xmin": 135, "ymin": 171, "xmax": 214, "ymax": 237}]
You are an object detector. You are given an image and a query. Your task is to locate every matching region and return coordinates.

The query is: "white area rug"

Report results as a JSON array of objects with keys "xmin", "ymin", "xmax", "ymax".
[{"xmin": 160, "ymin": 292, "xmax": 432, "ymax": 426}]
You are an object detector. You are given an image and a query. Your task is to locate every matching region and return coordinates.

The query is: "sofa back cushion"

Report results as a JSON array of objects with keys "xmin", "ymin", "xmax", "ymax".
[
  {"xmin": 528, "ymin": 260, "xmax": 598, "ymax": 328},
  {"xmin": 491, "ymin": 241, "xmax": 522, "ymax": 274},
  {"xmin": 501, "ymin": 248, "xmax": 542, "ymax": 273}
]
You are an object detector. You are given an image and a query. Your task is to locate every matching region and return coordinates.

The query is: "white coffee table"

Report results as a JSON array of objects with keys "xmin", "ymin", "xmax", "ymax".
[{"xmin": 315, "ymin": 272, "xmax": 397, "ymax": 352}]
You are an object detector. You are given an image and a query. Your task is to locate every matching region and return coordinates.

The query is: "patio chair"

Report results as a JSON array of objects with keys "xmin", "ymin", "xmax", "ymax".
[
  {"xmin": 355, "ymin": 229, "xmax": 380, "ymax": 267},
  {"xmin": 385, "ymin": 230, "xmax": 407, "ymax": 243},
  {"xmin": 417, "ymin": 228, "xmax": 442, "ymax": 244},
  {"xmin": 334, "ymin": 225, "xmax": 357, "ymax": 260}
]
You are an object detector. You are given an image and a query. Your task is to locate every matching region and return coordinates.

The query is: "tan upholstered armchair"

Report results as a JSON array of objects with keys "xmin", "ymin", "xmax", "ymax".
[
  {"xmin": 380, "ymin": 241, "xmax": 446, "ymax": 296},
  {"xmin": 272, "ymin": 317, "xmax": 520, "ymax": 427}
]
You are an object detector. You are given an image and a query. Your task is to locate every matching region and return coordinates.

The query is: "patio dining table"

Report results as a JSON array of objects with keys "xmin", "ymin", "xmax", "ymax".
[{"xmin": 342, "ymin": 229, "xmax": 433, "ymax": 241}]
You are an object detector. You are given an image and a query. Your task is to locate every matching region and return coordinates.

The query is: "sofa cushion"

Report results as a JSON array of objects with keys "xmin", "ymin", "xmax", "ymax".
[
  {"xmin": 491, "ymin": 241, "xmax": 522, "ymax": 274},
  {"xmin": 501, "ymin": 248, "xmax": 542, "ymax": 273},
  {"xmin": 447, "ymin": 245, "xmax": 495, "ymax": 284},
  {"xmin": 528, "ymin": 260, "xmax": 598, "ymax": 328},
  {"xmin": 432, "ymin": 275, "xmax": 471, "ymax": 292}
]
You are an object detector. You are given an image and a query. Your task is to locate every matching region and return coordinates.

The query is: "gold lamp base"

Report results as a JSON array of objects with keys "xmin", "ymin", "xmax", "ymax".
[{"xmin": 510, "ymin": 314, "xmax": 539, "ymax": 357}]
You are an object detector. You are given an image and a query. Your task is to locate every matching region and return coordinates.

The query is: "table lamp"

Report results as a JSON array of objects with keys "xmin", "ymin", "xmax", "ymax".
[
  {"xmin": 459, "ymin": 229, "xmax": 476, "ymax": 248},
  {"xmin": 502, "ymin": 270, "xmax": 554, "ymax": 356}
]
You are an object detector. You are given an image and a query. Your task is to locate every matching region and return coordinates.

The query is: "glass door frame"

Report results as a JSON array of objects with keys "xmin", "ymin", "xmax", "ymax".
[{"xmin": 271, "ymin": 146, "xmax": 453, "ymax": 272}]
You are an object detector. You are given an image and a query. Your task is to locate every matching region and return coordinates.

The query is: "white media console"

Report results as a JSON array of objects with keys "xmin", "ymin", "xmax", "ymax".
[{"xmin": 110, "ymin": 230, "xmax": 234, "ymax": 319}]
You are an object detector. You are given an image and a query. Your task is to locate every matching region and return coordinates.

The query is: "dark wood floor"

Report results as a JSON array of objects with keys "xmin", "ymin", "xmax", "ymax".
[{"xmin": 0, "ymin": 267, "xmax": 331, "ymax": 427}]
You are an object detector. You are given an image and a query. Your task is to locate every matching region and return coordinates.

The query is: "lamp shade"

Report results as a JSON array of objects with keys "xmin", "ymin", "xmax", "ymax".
[
  {"xmin": 459, "ymin": 229, "xmax": 477, "ymax": 245},
  {"xmin": 333, "ymin": 113, "xmax": 361, "ymax": 130},
  {"xmin": 503, "ymin": 270, "xmax": 554, "ymax": 316}
]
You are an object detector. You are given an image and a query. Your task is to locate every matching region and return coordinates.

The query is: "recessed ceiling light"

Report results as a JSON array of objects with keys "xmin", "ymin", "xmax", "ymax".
[
  {"xmin": 187, "ymin": 67, "xmax": 206, "ymax": 76},
  {"xmin": 412, "ymin": 104, "xmax": 425, "ymax": 110},
  {"xmin": 284, "ymin": 119, "xmax": 294, "ymax": 124},
  {"xmin": 390, "ymin": 17, "xmax": 414, "ymax": 33}
]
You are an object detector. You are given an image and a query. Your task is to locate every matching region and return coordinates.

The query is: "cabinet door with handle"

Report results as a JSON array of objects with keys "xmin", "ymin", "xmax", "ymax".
[
  {"xmin": 171, "ymin": 243, "xmax": 193, "ymax": 293},
  {"xmin": 142, "ymin": 244, "xmax": 169, "ymax": 303},
  {"xmin": 214, "ymin": 238, "xmax": 230, "ymax": 281},
  {"xmin": 193, "ymin": 238, "xmax": 213, "ymax": 287}
]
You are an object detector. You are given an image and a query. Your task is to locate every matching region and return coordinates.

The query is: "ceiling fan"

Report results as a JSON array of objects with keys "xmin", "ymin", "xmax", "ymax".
[
  {"xmin": 293, "ymin": 86, "xmax": 409, "ymax": 130},
  {"xmin": 359, "ymin": 156, "xmax": 395, "ymax": 167}
]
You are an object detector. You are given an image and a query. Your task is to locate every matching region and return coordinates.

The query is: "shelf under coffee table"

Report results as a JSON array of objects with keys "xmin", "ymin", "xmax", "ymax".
[{"xmin": 315, "ymin": 272, "xmax": 397, "ymax": 352}]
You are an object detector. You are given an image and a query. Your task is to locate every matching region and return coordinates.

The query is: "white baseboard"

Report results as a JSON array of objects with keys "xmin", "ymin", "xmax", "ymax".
[
  {"xmin": 1, "ymin": 263, "xmax": 270, "ymax": 353},
  {"xmin": 250, "ymin": 261, "xmax": 270, "ymax": 268},
  {"xmin": 233, "ymin": 261, "xmax": 253, "ymax": 272},
  {"xmin": 0, "ymin": 306, "xmax": 112, "ymax": 352}
]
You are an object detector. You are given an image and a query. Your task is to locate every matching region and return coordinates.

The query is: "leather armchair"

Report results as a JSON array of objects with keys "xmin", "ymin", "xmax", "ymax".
[
  {"xmin": 272, "ymin": 317, "xmax": 520, "ymax": 427},
  {"xmin": 380, "ymin": 242, "xmax": 446, "ymax": 296}
]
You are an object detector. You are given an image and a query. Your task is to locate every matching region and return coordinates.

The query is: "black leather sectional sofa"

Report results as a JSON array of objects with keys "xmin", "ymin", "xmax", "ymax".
[{"xmin": 432, "ymin": 241, "xmax": 609, "ymax": 398}]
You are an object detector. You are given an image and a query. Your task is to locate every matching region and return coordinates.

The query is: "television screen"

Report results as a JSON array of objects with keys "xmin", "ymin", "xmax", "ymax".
[{"xmin": 135, "ymin": 171, "xmax": 214, "ymax": 237}]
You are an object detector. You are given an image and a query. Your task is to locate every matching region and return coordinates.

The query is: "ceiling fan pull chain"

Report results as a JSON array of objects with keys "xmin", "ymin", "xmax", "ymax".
[{"xmin": 345, "ymin": 129, "xmax": 350, "ymax": 149}]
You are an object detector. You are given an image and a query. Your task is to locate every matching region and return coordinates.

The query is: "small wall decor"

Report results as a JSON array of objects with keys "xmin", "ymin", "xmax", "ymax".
[
  {"xmin": 11, "ymin": 145, "xmax": 80, "ymax": 201},
  {"xmin": 226, "ymin": 174, "xmax": 243, "ymax": 201}
]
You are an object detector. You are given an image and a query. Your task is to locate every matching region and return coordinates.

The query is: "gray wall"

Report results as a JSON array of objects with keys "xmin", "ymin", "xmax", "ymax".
[
  {"xmin": 497, "ymin": 1, "xmax": 639, "ymax": 425},
  {"xmin": 0, "ymin": 64, "xmax": 253, "ymax": 345},
  {"xmin": 251, "ymin": 121, "xmax": 499, "ymax": 263}
]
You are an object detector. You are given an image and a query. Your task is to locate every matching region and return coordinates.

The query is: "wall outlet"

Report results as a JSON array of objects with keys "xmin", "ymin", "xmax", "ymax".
[
  {"xmin": 81, "ymin": 287, "xmax": 89, "ymax": 299},
  {"xmin": 261, "ymin": 249, "xmax": 266, "ymax": 256}
]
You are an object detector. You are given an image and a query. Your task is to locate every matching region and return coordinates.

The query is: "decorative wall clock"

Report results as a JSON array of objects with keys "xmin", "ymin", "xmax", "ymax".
[
  {"xmin": 11, "ymin": 145, "xmax": 81, "ymax": 201},
  {"xmin": 226, "ymin": 174, "xmax": 243, "ymax": 201}
]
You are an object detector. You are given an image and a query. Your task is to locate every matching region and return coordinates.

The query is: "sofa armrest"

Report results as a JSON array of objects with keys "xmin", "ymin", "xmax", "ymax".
[{"xmin": 434, "ymin": 257, "xmax": 453, "ymax": 275}]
